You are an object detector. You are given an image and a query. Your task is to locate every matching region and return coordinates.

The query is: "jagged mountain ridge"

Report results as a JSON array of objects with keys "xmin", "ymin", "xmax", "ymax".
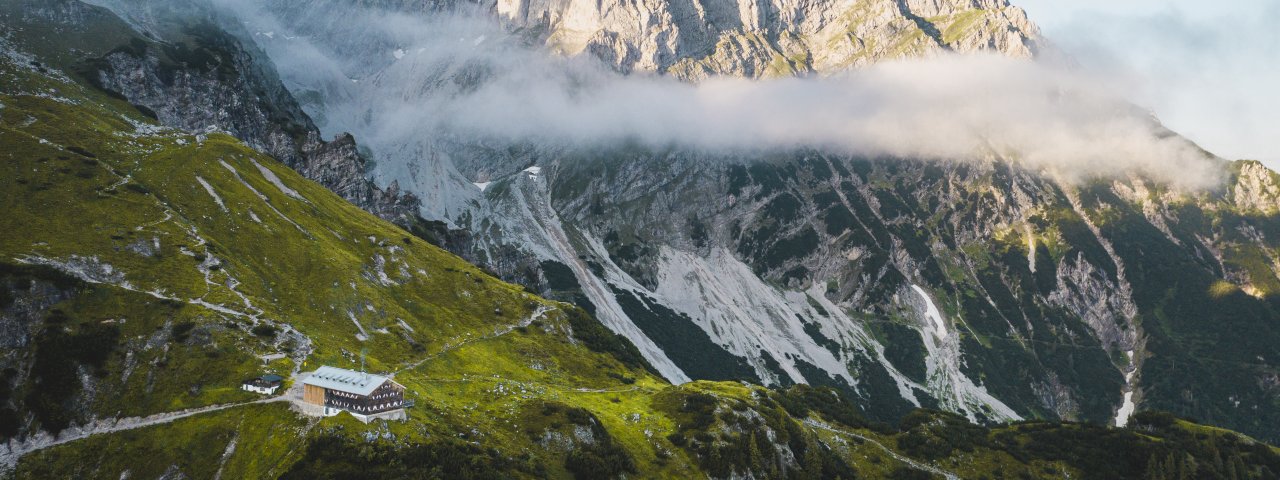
[
  {"xmin": 504, "ymin": 0, "xmax": 1042, "ymax": 80},
  {"xmin": 259, "ymin": 0, "xmax": 1040, "ymax": 80}
]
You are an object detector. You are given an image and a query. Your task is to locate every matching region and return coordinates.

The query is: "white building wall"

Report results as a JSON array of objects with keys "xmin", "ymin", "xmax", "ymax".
[{"xmin": 242, "ymin": 384, "xmax": 279, "ymax": 395}]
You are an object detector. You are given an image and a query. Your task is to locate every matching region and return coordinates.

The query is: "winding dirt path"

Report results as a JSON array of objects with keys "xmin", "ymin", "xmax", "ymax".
[
  {"xmin": 804, "ymin": 419, "xmax": 960, "ymax": 480},
  {"xmin": 3, "ymin": 305, "xmax": 567, "ymax": 469},
  {"xmin": 394, "ymin": 305, "xmax": 551, "ymax": 375},
  {"xmin": 0, "ymin": 394, "xmax": 290, "ymax": 468}
]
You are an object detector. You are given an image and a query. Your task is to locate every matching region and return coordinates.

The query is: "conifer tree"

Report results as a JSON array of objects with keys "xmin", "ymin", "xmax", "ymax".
[{"xmin": 1145, "ymin": 453, "xmax": 1168, "ymax": 480}]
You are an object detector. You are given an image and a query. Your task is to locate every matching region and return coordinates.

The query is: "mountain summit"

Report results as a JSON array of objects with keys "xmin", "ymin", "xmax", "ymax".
[
  {"xmin": 497, "ymin": 0, "xmax": 1042, "ymax": 79},
  {"xmin": 264, "ymin": 0, "xmax": 1040, "ymax": 80}
]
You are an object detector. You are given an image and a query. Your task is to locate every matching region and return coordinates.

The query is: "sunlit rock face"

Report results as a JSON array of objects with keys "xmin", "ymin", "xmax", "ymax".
[
  {"xmin": 260, "ymin": 0, "xmax": 1040, "ymax": 80},
  {"xmin": 494, "ymin": 0, "xmax": 1041, "ymax": 80}
]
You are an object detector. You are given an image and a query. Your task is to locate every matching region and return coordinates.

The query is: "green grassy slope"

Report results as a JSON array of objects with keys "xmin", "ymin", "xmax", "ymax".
[
  {"xmin": 0, "ymin": 40, "xmax": 673, "ymax": 477},
  {"xmin": 0, "ymin": 37, "xmax": 852, "ymax": 479}
]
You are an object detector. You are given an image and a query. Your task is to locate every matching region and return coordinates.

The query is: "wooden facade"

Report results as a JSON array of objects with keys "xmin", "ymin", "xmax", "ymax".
[{"xmin": 303, "ymin": 383, "xmax": 326, "ymax": 406}]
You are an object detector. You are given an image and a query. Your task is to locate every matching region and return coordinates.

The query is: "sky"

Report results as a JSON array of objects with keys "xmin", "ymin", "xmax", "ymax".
[{"xmin": 1017, "ymin": 0, "xmax": 1280, "ymax": 168}]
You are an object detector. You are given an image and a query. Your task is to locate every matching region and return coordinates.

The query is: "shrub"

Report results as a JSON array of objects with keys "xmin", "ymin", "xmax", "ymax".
[
  {"xmin": 281, "ymin": 435, "xmax": 528, "ymax": 479},
  {"xmin": 607, "ymin": 372, "xmax": 635, "ymax": 385},
  {"xmin": 773, "ymin": 384, "xmax": 870, "ymax": 430},
  {"xmin": 65, "ymin": 146, "xmax": 97, "ymax": 158},
  {"xmin": 890, "ymin": 466, "xmax": 939, "ymax": 480},
  {"xmin": 171, "ymin": 322, "xmax": 196, "ymax": 342},
  {"xmin": 25, "ymin": 319, "xmax": 121, "ymax": 433},
  {"xmin": 565, "ymin": 442, "xmax": 635, "ymax": 480},
  {"xmin": 564, "ymin": 308, "xmax": 655, "ymax": 374},
  {"xmin": 251, "ymin": 324, "xmax": 277, "ymax": 338}
]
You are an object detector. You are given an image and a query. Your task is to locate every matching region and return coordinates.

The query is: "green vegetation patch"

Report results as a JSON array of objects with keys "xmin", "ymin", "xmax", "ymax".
[{"xmin": 15, "ymin": 403, "xmax": 307, "ymax": 480}]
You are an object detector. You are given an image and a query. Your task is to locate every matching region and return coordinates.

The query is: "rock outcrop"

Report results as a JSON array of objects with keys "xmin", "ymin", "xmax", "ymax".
[
  {"xmin": 502, "ymin": 0, "xmax": 1041, "ymax": 80},
  {"xmin": 257, "ymin": 0, "xmax": 1040, "ymax": 80},
  {"xmin": 40, "ymin": 0, "xmax": 426, "ymax": 226},
  {"xmin": 1230, "ymin": 160, "xmax": 1280, "ymax": 215}
]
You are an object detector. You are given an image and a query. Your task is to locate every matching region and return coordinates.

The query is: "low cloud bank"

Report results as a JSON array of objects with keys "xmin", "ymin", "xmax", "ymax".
[
  {"xmin": 1018, "ymin": 0, "xmax": 1280, "ymax": 169},
  {"xmin": 209, "ymin": 0, "xmax": 1224, "ymax": 190},
  {"xmin": 437, "ymin": 54, "xmax": 1221, "ymax": 188}
]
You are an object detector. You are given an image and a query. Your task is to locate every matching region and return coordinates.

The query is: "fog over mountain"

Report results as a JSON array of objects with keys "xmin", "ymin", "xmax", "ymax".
[
  {"xmin": 209, "ymin": 0, "xmax": 1223, "ymax": 191},
  {"xmin": 1019, "ymin": 0, "xmax": 1280, "ymax": 168}
]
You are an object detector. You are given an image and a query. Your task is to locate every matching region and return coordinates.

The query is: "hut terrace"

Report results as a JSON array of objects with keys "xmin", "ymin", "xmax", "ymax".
[{"xmin": 300, "ymin": 366, "xmax": 406, "ymax": 422}]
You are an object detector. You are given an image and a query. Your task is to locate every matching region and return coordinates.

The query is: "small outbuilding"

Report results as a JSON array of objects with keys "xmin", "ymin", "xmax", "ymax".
[{"xmin": 242, "ymin": 374, "xmax": 285, "ymax": 395}]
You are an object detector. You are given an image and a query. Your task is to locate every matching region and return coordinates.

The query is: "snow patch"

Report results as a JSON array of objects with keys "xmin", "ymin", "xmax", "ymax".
[
  {"xmin": 474, "ymin": 181, "xmax": 491, "ymax": 192},
  {"xmin": 349, "ymin": 312, "xmax": 369, "ymax": 341},
  {"xmin": 1115, "ymin": 390, "xmax": 1136, "ymax": 427},
  {"xmin": 1026, "ymin": 227, "xmax": 1037, "ymax": 274},
  {"xmin": 911, "ymin": 285, "xmax": 948, "ymax": 339},
  {"xmin": 392, "ymin": 48, "xmax": 406, "ymax": 60},
  {"xmin": 251, "ymin": 159, "xmax": 305, "ymax": 201},
  {"xmin": 910, "ymin": 284, "xmax": 1022, "ymax": 422},
  {"xmin": 1115, "ymin": 349, "xmax": 1138, "ymax": 427},
  {"xmin": 650, "ymin": 247, "xmax": 854, "ymax": 386},
  {"xmin": 221, "ymin": 160, "xmax": 309, "ymax": 235},
  {"xmin": 195, "ymin": 176, "xmax": 228, "ymax": 212}
]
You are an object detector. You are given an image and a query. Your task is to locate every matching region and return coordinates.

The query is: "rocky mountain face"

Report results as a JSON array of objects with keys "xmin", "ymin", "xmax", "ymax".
[
  {"xmin": 437, "ymin": 137, "xmax": 1280, "ymax": 441},
  {"xmin": 559, "ymin": 150, "xmax": 1280, "ymax": 433},
  {"xmin": 264, "ymin": 0, "xmax": 1040, "ymax": 80},
  {"xmin": 6, "ymin": 0, "xmax": 423, "ymax": 226},
  {"xmin": 200, "ymin": 0, "xmax": 1280, "ymax": 445},
  {"xmin": 501, "ymin": 0, "xmax": 1042, "ymax": 80}
]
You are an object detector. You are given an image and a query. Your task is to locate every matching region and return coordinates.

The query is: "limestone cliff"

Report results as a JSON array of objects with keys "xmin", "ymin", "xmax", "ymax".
[
  {"xmin": 500, "ymin": 0, "xmax": 1041, "ymax": 79},
  {"xmin": 22, "ymin": 0, "xmax": 426, "ymax": 226},
  {"xmin": 256, "ymin": 0, "xmax": 1040, "ymax": 80}
]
